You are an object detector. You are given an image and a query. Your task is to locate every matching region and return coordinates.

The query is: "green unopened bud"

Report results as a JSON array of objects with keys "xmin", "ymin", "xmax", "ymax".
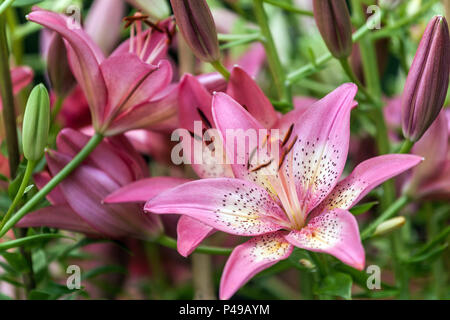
[
  {"xmin": 298, "ymin": 259, "xmax": 315, "ymax": 269},
  {"xmin": 22, "ymin": 84, "xmax": 50, "ymax": 162},
  {"xmin": 373, "ymin": 217, "xmax": 406, "ymax": 237}
]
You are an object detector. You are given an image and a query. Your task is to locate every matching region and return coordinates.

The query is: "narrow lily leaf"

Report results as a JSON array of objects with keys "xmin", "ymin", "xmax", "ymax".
[
  {"xmin": 406, "ymin": 243, "xmax": 448, "ymax": 264},
  {"xmin": 0, "ymin": 234, "xmax": 71, "ymax": 251},
  {"xmin": 350, "ymin": 201, "xmax": 379, "ymax": 215},
  {"xmin": 81, "ymin": 265, "xmax": 127, "ymax": 281},
  {"xmin": 12, "ymin": 0, "xmax": 44, "ymax": 7},
  {"xmin": 316, "ymin": 272, "xmax": 353, "ymax": 300}
]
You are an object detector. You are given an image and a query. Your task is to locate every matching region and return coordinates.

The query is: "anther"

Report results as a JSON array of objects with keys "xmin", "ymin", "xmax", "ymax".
[{"xmin": 249, "ymin": 159, "xmax": 273, "ymax": 172}]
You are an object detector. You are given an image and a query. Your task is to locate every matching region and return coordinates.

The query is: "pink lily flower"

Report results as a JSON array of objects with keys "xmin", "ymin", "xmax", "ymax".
[
  {"xmin": 145, "ymin": 84, "xmax": 422, "ymax": 299},
  {"xmin": 17, "ymin": 129, "xmax": 162, "ymax": 239},
  {"xmin": 28, "ymin": 8, "xmax": 176, "ymax": 136},
  {"xmin": 106, "ymin": 67, "xmax": 315, "ymax": 257}
]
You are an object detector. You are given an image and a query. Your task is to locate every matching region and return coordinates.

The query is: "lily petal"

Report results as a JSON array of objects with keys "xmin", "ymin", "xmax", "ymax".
[
  {"xmin": 47, "ymin": 151, "xmax": 162, "ymax": 239},
  {"xmin": 85, "ymin": 0, "xmax": 125, "ymax": 54},
  {"xmin": 220, "ymin": 232, "xmax": 293, "ymax": 300},
  {"xmin": 100, "ymin": 55, "xmax": 172, "ymax": 122},
  {"xmin": 287, "ymin": 83, "xmax": 357, "ymax": 214},
  {"xmin": 106, "ymin": 83, "xmax": 178, "ymax": 135},
  {"xmin": 177, "ymin": 216, "xmax": 216, "ymax": 257},
  {"xmin": 145, "ymin": 178, "xmax": 287, "ymax": 236},
  {"xmin": 28, "ymin": 9, "xmax": 107, "ymax": 127},
  {"xmin": 317, "ymin": 154, "xmax": 423, "ymax": 211},
  {"xmin": 34, "ymin": 172, "xmax": 66, "ymax": 205},
  {"xmin": 227, "ymin": 66, "xmax": 278, "ymax": 128},
  {"xmin": 11, "ymin": 67, "xmax": 34, "ymax": 94},
  {"xmin": 17, "ymin": 204, "xmax": 98, "ymax": 236},
  {"xmin": 212, "ymin": 93, "xmax": 268, "ymax": 179},
  {"xmin": 285, "ymin": 209, "xmax": 364, "ymax": 270},
  {"xmin": 178, "ymin": 74, "xmax": 213, "ymax": 132},
  {"xmin": 104, "ymin": 177, "xmax": 191, "ymax": 203},
  {"xmin": 56, "ymin": 128, "xmax": 146, "ymax": 185}
]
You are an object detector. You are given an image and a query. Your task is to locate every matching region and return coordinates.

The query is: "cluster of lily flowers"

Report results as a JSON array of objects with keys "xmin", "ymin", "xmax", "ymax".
[{"xmin": 0, "ymin": 0, "xmax": 449, "ymax": 300}]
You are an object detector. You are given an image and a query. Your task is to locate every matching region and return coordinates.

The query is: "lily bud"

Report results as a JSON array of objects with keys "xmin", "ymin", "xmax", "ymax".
[
  {"xmin": 312, "ymin": 0, "xmax": 353, "ymax": 59},
  {"xmin": 47, "ymin": 33, "xmax": 76, "ymax": 98},
  {"xmin": 170, "ymin": 0, "xmax": 220, "ymax": 62},
  {"xmin": 373, "ymin": 217, "xmax": 406, "ymax": 237},
  {"xmin": 22, "ymin": 84, "xmax": 50, "ymax": 162},
  {"xmin": 401, "ymin": 16, "xmax": 450, "ymax": 142}
]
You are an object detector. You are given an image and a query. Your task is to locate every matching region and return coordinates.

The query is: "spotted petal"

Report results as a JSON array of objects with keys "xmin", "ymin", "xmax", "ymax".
[
  {"xmin": 285, "ymin": 209, "xmax": 364, "ymax": 270},
  {"xmin": 316, "ymin": 154, "xmax": 423, "ymax": 212},
  {"xmin": 212, "ymin": 93, "xmax": 277, "ymax": 193},
  {"xmin": 145, "ymin": 178, "xmax": 288, "ymax": 236},
  {"xmin": 287, "ymin": 83, "xmax": 357, "ymax": 215},
  {"xmin": 220, "ymin": 232, "xmax": 293, "ymax": 300}
]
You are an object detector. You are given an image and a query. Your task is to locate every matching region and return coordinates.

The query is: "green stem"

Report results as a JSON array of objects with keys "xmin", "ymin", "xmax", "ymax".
[
  {"xmin": 0, "ymin": 160, "xmax": 36, "ymax": 230},
  {"xmin": 0, "ymin": 14, "xmax": 20, "ymax": 177},
  {"xmin": 0, "ymin": 133, "xmax": 104, "ymax": 237},
  {"xmin": 156, "ymin": 235, "xmax": 232, "ymax": 256},
  {"xmin": 339, "ymin": 58, "xmax": 378, "ymax": 104},
  {"xmin": 50, "ymin": 95, "xmax": 65, "ymax": 123},
  {"xmin": 287, "ymin": 11, "xmax": 378, "ymax": 83},
  {"xmin": 361, "ymin": 195, "xmax": 409, "ymax": 240},
  {"xmin": 397, "ymin": 139, "xmax": 414, "ymax": 154},
  {"xmin": 218, "ymin": 33, "xmax": 260, "ymax": 42},
  {"xmin": 0, "ymin": 0, "xmax": 14, "ymax": 16},
  {"xmin": 210, "ymin": 60, "xmax": 230, "ymax": 80},
  {"xmin": 262, "ymin": 0, "xmax": 314, "ymax": 16},
  {"xmin": 371, "ymin": 0, "xmax": 439, "ymax": 40},
  {"xmin": 253, "ymin": 0, "xmax": 290, "ymax": 103},
  {"xmin": 220, "ymin": 37, "xmax": 260, "ymax": 50}
]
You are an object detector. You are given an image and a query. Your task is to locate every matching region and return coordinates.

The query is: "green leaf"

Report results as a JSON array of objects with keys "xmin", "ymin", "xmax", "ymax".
[
  {"xmin": 12, "ymin": 0, "xmax": 44, "ymax": 7},
  {"xmin": 81, "ymin": 265, "xmax": 127, "ymax": 281},
  {"xmin": 0, "ymin": 234, "xmax": 71, "ymax": 251},
  {"xmin": 317, "ymin": 272, "xmax": 353, "ymax": 300},
  {"xmin": 350, "ymin": 201, "xmax": 379, "ymax": 215},
  {"xmin": 406, "ymin": 243, "xmax": 448, "ymax": 264},
  {"xmin": 28, "ymin": 290, "xmax": 51, "ymax": 300},
  {"xmin": 0, "ymin": 251, "xmax": 29, "ymax": 273}
]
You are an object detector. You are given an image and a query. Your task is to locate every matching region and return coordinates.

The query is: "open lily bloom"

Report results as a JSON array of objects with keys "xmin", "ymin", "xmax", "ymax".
[
  {"xmin": 145, "ymin": 83, "xmax": 422, "ymax": 299},
  {"xmin": 17, "ymin": 129, "xmax": 162, "ymax": 239},
  {"xmin": 28, "ymin": 8, "xmax": 176, "ymax": 136},
  {"xmin": 106, "ymin": 66, "xmax": 318, "ymax": 257}
]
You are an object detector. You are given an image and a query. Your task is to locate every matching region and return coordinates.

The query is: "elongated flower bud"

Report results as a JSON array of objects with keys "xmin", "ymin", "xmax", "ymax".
[
  {"xmin": 373, "ymin": 217, "xmax": 406, "ymax": 237},
  {"xmin": 22, "ymin": 84, "xmax": 50, "ymax": 162},
  {"xmin": 401, "ymin": 16, "xmax": 450, "ymax": 142},
  {"xmin": 47, "ymin": 33, "xmax": 76, "ymax": 98},
  {"xmin": 170, "ymin": 0, "xmax": 220, "ymax": 62},
  {"xmin": 312, "ymin": 0, "xmax": 353, "ymax": 59}
]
